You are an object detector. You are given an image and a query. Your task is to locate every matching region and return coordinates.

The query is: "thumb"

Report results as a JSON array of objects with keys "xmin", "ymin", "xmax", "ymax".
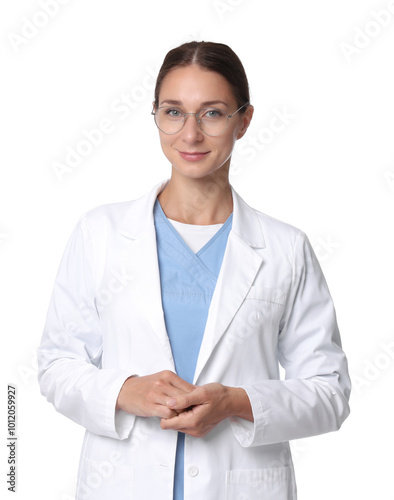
[{"xmin": 166, "ymin": 388, "xmax": 201, "ymax": 411}]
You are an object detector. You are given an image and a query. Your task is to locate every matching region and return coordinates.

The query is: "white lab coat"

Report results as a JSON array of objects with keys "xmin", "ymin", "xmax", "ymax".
[{"xmin": 37, "ymin": 179, "xmax": 351, "ymax": 500}]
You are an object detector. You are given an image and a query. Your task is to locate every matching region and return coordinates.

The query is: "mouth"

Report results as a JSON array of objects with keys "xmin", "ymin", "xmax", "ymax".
[{"xmin": 178, "ymin": 151, "xmax": 210, "ymax": 162}]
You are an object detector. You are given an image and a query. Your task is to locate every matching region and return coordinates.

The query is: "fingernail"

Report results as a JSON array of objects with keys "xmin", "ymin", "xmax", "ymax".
[{"xmin": 167, "ymin": 398, "xmax": 176, "ymax": 407}]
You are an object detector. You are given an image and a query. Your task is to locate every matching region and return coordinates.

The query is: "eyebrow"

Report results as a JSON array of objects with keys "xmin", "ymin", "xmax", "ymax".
[{"xmin": 159, "ymin": 99, "xmax": 230, "ymax": 108}]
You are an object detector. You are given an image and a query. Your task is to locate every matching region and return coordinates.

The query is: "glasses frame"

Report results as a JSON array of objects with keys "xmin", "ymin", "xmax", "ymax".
[{"xmin": 151, "ymin": 102, "xmax": 250, "ymax": 136}]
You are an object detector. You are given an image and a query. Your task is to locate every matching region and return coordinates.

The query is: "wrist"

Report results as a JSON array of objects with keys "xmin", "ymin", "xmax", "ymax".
[
  {"xmin": 226, "ymin": 386, "xmax": 253, "ymax": 422},
  {"xmin": 116, "ymin": 375, "xmax": 138, "ymax": 411}
]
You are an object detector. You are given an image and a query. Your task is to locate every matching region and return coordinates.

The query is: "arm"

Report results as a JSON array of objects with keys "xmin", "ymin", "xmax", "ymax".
[
  {"xmin": 37, "ymin": 216, "xmax": 136, "ymax": 439},
  {"xmin": 229, "ymin": 231, "xmax": 351, "ymax": 447},
  {"xmin": 161, "ymin": 231, "xmax": 351, "ymax": 445}
]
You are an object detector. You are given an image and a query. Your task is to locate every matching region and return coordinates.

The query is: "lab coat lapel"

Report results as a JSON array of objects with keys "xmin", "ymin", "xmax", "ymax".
[
  {"xmin": 118, "ymin": 180, "xmax": 266, "ymax": 379},
  {"xmin": 193, "ymin": 187, "xmax": 266, "ymax": 383},
  {"xmin": 119, "ymin": 180, "xmax": 173, "ymax": 359}
]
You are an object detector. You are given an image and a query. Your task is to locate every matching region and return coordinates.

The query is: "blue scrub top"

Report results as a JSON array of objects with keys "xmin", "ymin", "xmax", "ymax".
[{"xmin": 153, "ymin": 198, "xmax": 233, "ymax": 500}]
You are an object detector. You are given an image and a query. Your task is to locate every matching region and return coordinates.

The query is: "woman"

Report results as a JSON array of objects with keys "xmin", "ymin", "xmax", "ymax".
[{"xmin": 37, "ymin": 41, "xmax": 351, "ymax": 500}]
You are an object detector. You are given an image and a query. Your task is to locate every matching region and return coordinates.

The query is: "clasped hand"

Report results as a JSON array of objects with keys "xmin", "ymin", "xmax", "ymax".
[{"xmin": 116, "ymin": 370, "xmax": 252, "ymax": 438}]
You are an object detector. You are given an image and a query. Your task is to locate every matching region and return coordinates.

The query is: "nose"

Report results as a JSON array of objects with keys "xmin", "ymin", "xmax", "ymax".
[{"xmin": 181, "ymin": 113, "xmax": 204, "ymax": 142}]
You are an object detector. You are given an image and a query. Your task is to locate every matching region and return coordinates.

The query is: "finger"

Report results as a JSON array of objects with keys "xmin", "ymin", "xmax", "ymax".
[
  {"xmin": 161, "ymin": 409, "xmax": 192, "ymax": 430},
  {"xmin": 152, "ymin": 403, "xmax": 180, "ymax": 419},
  {"xmin": 166, "ymin": 387, "xmax": 204, "ymax": 411},
  {"xmin": 155, "ymin": 386, "xmax": 195, "ymax": 408},
  {"xmin": 161, "ymin": 404, "xmax": 206, "ymax": 431},
  {"xmin": 168, "ymin": 375, "xmax": 196, "ymax": 394},
  {"xmin": 163, "ymin": 386, "xmax": 195, "ymax": 401}
]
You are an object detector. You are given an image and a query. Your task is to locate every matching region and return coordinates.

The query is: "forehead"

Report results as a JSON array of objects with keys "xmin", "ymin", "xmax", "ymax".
[{"xmin": 159, "ymin": 65, "xmax": 236, "ymax": 107}]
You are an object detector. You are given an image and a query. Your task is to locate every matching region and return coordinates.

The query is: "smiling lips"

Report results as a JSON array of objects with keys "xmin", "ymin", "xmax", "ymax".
[{"xmin": 178, "ymin": 151, "xmax": 210, "ymax": 162}]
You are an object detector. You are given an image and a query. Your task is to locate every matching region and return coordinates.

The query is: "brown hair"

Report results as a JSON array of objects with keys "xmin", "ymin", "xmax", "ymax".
[{"xmin": 154, "ymin": 41, "xmax": 250, "ymax": 111}]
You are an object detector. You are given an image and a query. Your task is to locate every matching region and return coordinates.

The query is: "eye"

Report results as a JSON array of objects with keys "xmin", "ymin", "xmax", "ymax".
[
  {"xmin": 201, "ymin": 108, "xmax": 224, "ymax": 119},
  {"xmin": 164, "ymin": 107, "xmax": 183, "ymax": 118}
]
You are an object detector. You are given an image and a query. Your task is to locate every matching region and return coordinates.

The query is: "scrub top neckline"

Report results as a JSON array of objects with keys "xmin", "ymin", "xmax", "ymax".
[{"xmin": 154, "ymin": 198, "xmax": 233, "ymax": 257}]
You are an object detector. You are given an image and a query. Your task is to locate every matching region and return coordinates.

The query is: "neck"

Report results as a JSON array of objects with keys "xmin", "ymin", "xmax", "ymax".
[{"xmin": 157, "ymin": 168, "xmax": 233, "ymax": 225}]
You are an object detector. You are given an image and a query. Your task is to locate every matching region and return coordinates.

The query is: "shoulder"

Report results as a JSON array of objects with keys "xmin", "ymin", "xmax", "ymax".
[
  {"xmin": 255, "ymin": 207, "xmax": 303, "ymax": 239},
  {"xmin": 70, "ymin": 201, "xmax": 135, "ymax": 240},
  {"xmin": 232, "ymin": 188, "xmax": 315, "ymax": 271},
  {"xmin": 81, "ymin": 200, "xmax": 136, "ymax": 226},
  {"xmin": 255, "ymin": 208, "xmax": 312, "ymax": 264},
  {"xmin": 76, "ymin": 180, "xmax": 166, "ymax": 236},
  {"xmin": 254, "ymin": 210, "xmax": 323, "ymax": 281},
  {"xmin": 233, "ymin": 187, "xmax": 305, "ymax": 245}
]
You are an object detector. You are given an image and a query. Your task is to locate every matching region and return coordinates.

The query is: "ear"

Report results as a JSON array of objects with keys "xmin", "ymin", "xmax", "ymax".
[{"xmin": 236, "ymin": 104, "xmax": 254, "ymax": 140}]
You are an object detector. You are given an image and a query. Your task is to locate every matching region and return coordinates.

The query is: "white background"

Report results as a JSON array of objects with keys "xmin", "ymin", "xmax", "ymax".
[{"xmin": 1, "ymin": 0, "xmax": 394, "ymax": 498}]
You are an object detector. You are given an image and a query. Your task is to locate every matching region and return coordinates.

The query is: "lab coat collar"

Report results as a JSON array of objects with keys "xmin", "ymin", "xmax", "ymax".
[
  {"xmin": 120, "ymin": 178, "xmax": 266, "ymax": 249},
  {"xmin": 119, "ymin": 179, "xmax": 170, "ymax": 240}
]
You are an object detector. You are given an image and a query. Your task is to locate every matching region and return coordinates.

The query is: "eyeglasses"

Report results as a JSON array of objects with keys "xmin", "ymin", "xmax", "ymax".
[{"xmin": 151, "ymin": 102, "xmax": 249, "ymax": 136}]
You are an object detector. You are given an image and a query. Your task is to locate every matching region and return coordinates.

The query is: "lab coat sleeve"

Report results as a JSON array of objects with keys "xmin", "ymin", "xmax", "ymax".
[
  {"xmin": 229, "ymin": 230, "xmax": 351, "ymax": 447},
  {"xmin": 37, "ymin": 215, "xmax": 136, "ymax": 440}
]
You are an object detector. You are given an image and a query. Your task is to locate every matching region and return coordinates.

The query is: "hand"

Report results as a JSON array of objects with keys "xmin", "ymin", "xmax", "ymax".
[
  {"xmin": 116, "ymin": 370, "xmax": 195, "ymax": 419},
  {"xmin": 160, "ymin": 383, "xmax": 253, "ymax": 438}
]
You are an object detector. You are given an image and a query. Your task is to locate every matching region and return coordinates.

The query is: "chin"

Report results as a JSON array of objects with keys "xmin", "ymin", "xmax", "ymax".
[
  {"xmin": 175, "ymin": 163, "xmax": 222, "ymax": 180},
  {"xmin": 172, "ymin": 157, "xmax": 231, "ymax": 179}
]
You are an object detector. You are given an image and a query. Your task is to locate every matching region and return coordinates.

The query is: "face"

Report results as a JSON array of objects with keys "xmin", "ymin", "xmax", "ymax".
[{"xmin": 154, "ymin": 64, "xmax": 253, "ymax": 181}]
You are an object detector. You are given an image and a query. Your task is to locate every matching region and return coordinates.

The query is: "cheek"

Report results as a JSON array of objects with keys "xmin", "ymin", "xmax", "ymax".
[
  {"xmin": 159, "ymin": 134, "xmax": 172, "ymax": 152},
  {"xmin": 217, "ymin": 133, "xmax": 238, "ymax": 153}
]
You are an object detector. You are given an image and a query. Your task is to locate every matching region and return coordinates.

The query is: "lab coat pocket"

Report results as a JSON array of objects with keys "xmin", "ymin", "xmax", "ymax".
[
  {"xmin": 245, "ymin": 285, "xmax": 286, "ymax": 305},
  {"xmin": 225, "ymin": 467, "xmax": 292, "ymax": 500},
  {"xmin": 243, "ymin": 286, "xmax": 286, "ymax": 335},
  {"xmin": 76, "ymin": 457, "xmax": 134, "ymax": 499}
]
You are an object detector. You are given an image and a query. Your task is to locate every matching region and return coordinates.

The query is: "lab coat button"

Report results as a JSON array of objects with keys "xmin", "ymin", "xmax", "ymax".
[{"xmin": 187, "ymin": 466, "xmax": 199, "ymax": 477}]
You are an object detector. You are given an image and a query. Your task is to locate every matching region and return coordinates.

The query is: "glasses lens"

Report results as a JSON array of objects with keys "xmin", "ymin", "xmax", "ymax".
[
  {"xmin": 155, "ymin": 107, "xmax": 184, "ymax": 134},
  {"xmin": 199, "ymin": 108, "xmax": 228, "ymax": 136}
]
